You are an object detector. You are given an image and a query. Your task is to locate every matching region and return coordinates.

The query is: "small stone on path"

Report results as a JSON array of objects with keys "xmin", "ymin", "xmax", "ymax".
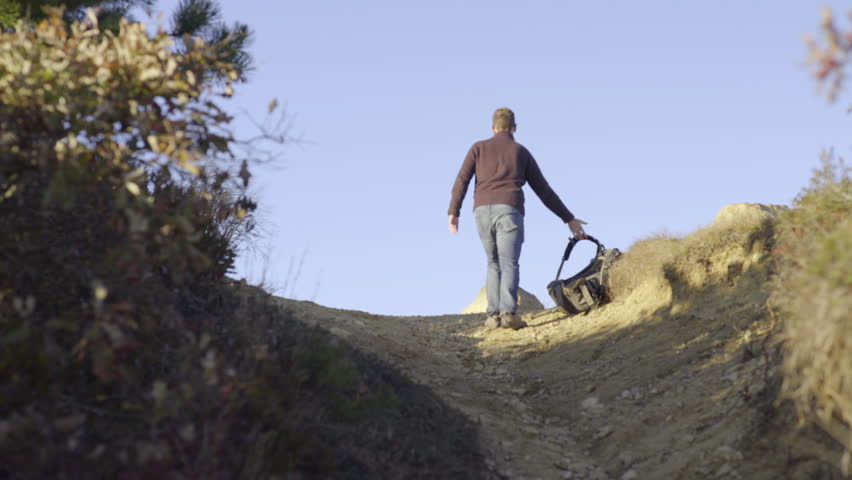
[
  {"xmin": 595, "ymin": 425, "xmax": 614, "ymax": 440},
  {"xmin": 716, "ymin": 463, "xmax": 733, "ymax": 476},
  {"xmin": 621, "ymin": 469, "xmax": 639, "ymax": 480}
]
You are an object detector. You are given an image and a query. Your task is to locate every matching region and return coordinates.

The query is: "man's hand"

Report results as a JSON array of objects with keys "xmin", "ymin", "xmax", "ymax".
[
  {"xmin": 568, "ymin": 218, "xmax": 588, "ymax": 239},
  {"xmin": 449, "ymin": 215, "xmax": 459, "ymax": 234}
]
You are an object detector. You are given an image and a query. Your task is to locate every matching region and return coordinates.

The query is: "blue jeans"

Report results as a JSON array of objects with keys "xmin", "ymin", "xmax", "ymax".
[{"xmin": 474, "ymin": 204, "xmax": 524, "ymax": 316}]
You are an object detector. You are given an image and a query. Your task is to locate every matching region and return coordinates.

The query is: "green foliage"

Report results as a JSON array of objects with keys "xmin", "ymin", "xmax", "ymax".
[
  {"xmin": 777, "ymin": 9, "xmax": 852, "ymax": 471},
  {"xmin": 0, "ymin": 11, "xmax": 260, "ymax": 476},
  {"xmin": 809, "ymin": 218, "xmax": 852, "ymax": 286},
  {"xmin": 0, "ymin": 12, "xmax": 487, "ymax": 478},
  {"xmin": 170, "ymin": 0, "xmax": 253, "ymax": 78},
  {"xmin": 0, "ymin": 0, "xmax": 21, "ymax": 28},
  {"xmin": 4, "ymin": 1, "xmax": 253, "ymax": 79},
  {"xmin": 172, "ymin": 0, "xmax": 219, "ymax": 35},
  {"xmin": 774, "ymin": 155, "xmax": 852, "ymax": 463},
  {"xmin": 9, "ymin": 1, "xmax": 153, "ymax": 30}
]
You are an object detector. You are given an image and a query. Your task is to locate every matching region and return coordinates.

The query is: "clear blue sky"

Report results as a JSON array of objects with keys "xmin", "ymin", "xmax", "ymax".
[{"xmin": 157, "ymin": 1, "xmax": 849, "ymax": 315}]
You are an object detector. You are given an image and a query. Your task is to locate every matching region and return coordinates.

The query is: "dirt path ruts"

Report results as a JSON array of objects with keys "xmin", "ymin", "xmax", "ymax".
[
  {"xmin": 272, "ymin": 257, "xmax": 833, "ymax": 479},
  {"xmin": 274, "ymin": 286, "xmax": 785, "ymax": 478}
]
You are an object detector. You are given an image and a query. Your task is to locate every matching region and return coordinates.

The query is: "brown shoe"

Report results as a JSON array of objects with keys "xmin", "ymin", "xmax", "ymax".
[
  {"xmin": 500, "ymin": 313, "xmax": 527, "ymax": 330},
  {"xmin": 484, "ymin": 314, "xmax": 501, "ymax": 329}
]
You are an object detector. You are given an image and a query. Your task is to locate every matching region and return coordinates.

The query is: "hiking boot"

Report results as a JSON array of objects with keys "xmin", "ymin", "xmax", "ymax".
[
  {"xmin": 500, "ymin": 313, "xmax": 527, "ymax": 330},
  {"xmin": 484, "ymin": 314, "xmax": 501, "ymax": 329}
]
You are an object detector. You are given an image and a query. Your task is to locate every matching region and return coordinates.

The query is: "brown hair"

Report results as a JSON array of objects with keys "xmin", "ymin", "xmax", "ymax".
[{"xmin": 492, "ymin": 107, "xmax": 515, "ymax": 131}]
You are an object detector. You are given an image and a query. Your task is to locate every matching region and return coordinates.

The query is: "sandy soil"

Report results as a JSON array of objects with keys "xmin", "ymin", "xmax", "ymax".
[{"xmin": 270, "ymin": 228, "xmax": 839, "ymax": 479}]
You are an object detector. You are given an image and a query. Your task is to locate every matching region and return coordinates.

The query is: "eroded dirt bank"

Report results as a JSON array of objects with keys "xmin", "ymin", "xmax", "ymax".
[{"xmin": 271, "ymin": 211, "xmax": 840, "ymax": 479}]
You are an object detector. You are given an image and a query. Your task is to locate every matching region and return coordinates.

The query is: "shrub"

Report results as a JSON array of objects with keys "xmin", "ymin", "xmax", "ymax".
[
  {"xmin": 774, "ymin": 155, "xmax": 852, "ymax": 471},
  {"xmin": 0, "ymin": 10, "xmax": 261, "ymax": 476},
  {"xmin": 0, "ymin": 11, "xmax": 489, "ymax": 478}
]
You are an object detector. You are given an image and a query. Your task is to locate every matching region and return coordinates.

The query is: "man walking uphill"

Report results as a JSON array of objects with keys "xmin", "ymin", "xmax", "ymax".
[{"xmin": 448, "ymin": 108, "xmax": 588, "ymax": 330}]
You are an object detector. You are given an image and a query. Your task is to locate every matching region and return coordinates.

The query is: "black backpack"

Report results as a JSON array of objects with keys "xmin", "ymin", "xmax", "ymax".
[{"xmin": 547, "ymin": 236, "xmax": 621, "ymax": 315}]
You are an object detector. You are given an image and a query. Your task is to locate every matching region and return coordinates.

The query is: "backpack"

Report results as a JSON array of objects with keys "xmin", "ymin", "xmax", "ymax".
[{"xmin": 546, "ymin": 236, "xmax": 621, "ymax": 315}]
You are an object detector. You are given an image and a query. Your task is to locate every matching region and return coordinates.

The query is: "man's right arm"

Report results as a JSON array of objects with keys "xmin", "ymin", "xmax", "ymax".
[
  {"xmin": 447, "ymin": 145, "xmax": 477, "ymax": 218},
  {"xmin": 525, "ymin": 154, "xmax": 575, "ymax": 224},
  {"xmin": 525, "ymin": 152, "xmax": 588, "ymax": 238}
]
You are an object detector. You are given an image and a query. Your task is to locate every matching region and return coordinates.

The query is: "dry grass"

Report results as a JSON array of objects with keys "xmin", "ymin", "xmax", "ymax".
[
  {"xmin": 608, "ymin": 232, "xmax": 680, "ymax": 299},
  {"xmin": 609, "ymin": 210, "xmax": 778, "ymax": 302},
  {"xmin": 773, "ymin": 159, "xmax": 852, "ymax": 472}
]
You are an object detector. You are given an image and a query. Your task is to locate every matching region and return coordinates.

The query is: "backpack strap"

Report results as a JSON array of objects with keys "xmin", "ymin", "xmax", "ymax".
[{"xmin": 554, "ymin": 236, "xmax": 605, "ymax": 280}]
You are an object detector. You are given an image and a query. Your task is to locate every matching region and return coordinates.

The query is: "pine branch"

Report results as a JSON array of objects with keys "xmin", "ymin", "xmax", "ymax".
[{"xmin": 171, "ymin": 0, "xmax": 220, "ymax": 37}]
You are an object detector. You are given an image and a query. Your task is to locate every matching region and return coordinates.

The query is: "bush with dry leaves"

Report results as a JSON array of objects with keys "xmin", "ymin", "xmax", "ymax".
[{"xmin": 0, "ymin": 10, "xmax": 263, "ymax": 477}]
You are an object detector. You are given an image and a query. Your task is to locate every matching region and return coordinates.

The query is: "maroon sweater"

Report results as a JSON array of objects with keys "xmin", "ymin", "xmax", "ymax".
[{"xmin": 448, "ymin": 131, "xmax": 574, "ymax": 223}]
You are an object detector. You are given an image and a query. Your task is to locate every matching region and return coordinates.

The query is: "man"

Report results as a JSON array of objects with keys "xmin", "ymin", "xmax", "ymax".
[{"xmin": 448, "ymin": 107, "xmax": 587, "ymax": 330}]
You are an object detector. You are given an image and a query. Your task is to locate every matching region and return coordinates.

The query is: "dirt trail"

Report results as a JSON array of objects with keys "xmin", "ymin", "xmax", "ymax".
[{"xmin": 270, "ymin": 216, "xmax": 837, "ymax": 479}]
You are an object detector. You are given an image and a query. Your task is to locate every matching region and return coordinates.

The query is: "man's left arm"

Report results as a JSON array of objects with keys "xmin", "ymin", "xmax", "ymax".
[
  {"xmin": 525, "ymin": 154, "xmax": 575, "ymax": 224},
  {"xmin": 526, "ymin": 154, "xmax": 589, "ymax": 238}
]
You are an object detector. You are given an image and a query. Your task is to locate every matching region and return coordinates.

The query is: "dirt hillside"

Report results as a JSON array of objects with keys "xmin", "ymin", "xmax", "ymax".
[{"xmin": 272, "ymin": 205, "xmax": 841, "ymax": 480}]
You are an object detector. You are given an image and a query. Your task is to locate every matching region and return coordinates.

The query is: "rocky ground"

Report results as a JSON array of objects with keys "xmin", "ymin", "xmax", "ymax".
[{"xmin": 268, "ymin": 206, "xmax": 842, "ymax": 479}]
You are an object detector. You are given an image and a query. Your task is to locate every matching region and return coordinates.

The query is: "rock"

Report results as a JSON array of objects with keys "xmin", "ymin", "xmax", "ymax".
[
  {"xmin": 582, "ymin": 396, "xmax": 603, "ymax": 409},
  {"xmin": 713, "ymin": 203, "xmax": 787, "ymax": 229},
  {"xmin": 53, "ymin": 414, "xmax": 86, "ymax": 433},
  {"xmin": 716, "ymin": 445, "xmax": 744, "ymax": 461},
  {"xmin": 590, "ymin": 466, "xmax": 611, "ymax": 480},
  {"xmin": 328, "ymin": 326, "xmax": 351, "ymax": 338},
  {"xmin": 693, "ymin": 465, "xmax": 713, "ymax": 476},
  {"xmin": 508, "ymin": 397, "xmax": 528, "ymax": 411},
  {"xmin": 461, "ymin": 286, "xmax": 545, "ymax": 314},
  {"xmin": 621, "ymin": 469, "xmax": 639, "ymax": 480},
  {"xmin": 716, "ymin": 463, "xmax": 733, "ymax": 476},
  {"xmin": 631, "ymin": 387, "xmax": 642, "ymax": 400},
  {"xmin": 595, "ymin": 425, "xmax": 614, "ymax": 440}
]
